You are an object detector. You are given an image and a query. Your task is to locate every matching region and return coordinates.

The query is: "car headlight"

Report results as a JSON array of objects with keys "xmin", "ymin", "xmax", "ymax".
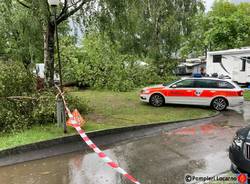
[
  {"xmin": 232, "ymin": 134, "xmax": 243, "ymax": 148},
  {"xmin": 141, "ymin": 89, "xmax": 150, "ymax": 94}
]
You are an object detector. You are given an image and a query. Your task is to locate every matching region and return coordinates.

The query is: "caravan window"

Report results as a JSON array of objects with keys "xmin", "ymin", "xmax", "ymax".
[
  {"xmin": 213, "ymin": 55, "xmax": 222, "ymax": 63},
  {"xmin": 241, "ymin": 59, "xmax": 246, "ymax": 71},
  {"xmin": 247, "ymin": 57, "xmax": 250, "ymax": 64},
  {"xmin": 241, "ymin": 57, "xmax": 250, "ymax": 71}
]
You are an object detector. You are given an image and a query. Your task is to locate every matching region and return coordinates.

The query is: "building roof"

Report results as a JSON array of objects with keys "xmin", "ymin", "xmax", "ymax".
[{"xmin": 208, "ymin": 47, "xmax": 250, "ymax": 55}]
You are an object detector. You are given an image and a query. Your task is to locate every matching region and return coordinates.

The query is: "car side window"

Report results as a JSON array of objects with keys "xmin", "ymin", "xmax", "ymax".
[
  {"xmin": 173, "ymin": 79, "xmax": 195, "ymax": 88},
  {"xmin": 217, "ymin": 81, "xmax": 235, "ymax": 89},
  {"xmin": 194, "ymin": 80, "xmax": 209, "ymax": 88},
  {"xmin": 207, "ymin": 80, "xmax": 218, "ymax": 88},
  {"xmin": 195, "ymin": 80, "xmax": 218, "ymax": 88}
]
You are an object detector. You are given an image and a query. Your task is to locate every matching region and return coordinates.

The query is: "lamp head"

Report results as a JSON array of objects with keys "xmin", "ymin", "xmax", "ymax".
[{"xmin": 48, "ymin": 0, "xmax": 60, "ymax": 6}]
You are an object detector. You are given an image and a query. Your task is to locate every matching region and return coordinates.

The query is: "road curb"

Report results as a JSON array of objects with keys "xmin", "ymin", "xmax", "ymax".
[{"xmin": 0, "ymin": 111, "xmax": 220, "ymax": 159}]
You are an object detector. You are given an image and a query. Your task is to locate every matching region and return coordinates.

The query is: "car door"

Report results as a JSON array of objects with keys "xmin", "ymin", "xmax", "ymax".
[
  {"xmin": 192, "ymin": 79, "xmax": 216, "ymax": 105},
  {"xmin": 166, "ymin": 79, "xmax": 195, "ymax": 104}
]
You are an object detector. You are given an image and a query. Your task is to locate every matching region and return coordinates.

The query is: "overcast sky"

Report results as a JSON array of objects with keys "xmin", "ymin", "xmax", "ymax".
[
  {"xmin": 205, "ymin": 0, "xmax": 215, "ymax": 11},
  {"xmin": 205, "ymin": 0, "xmax": 250, "ymax": 11}
]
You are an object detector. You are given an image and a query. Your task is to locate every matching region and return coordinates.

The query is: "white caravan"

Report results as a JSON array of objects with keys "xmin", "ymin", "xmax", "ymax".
[{"xmin": 206, "ymin": 48, "xmax": 250, "ymax": 84}]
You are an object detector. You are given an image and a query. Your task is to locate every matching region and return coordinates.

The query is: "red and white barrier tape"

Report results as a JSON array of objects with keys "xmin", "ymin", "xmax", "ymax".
[{"xmin": 56, "ymin": 87, "xmax": 141, "ymax": 184}]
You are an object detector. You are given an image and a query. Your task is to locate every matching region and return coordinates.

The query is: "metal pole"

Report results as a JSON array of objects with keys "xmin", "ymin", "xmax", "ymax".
[
  {"xmin": 53, "ymin": 5, "xmax": 67, "ymax": 133},
  {"xmin": 53, "ymin": 6, "xmax": 63, "ymax": 90}
]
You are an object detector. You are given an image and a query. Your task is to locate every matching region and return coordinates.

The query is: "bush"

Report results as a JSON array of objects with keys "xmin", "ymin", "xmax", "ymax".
[
  {"xmin": 0, "ymin": 60, "xmax": 35, "ymax": 96},
  {"xmin": 66, "ymin": 93, "xmax": 91, "ymax": 114},
  {"xmin": 0, "ymin": 60, "xmax": 35, "ymax": 133},
  {"xmin": 0, "ymin": 100, "xmax": 34, "ymax": 133},
  {"xmin": 0, "ymin": 90, "xmax": 90, "ymax": 133},
  {"xmin": 32, "ymin": 90, "xmax": 90, "ymax": 126},
  {"xmin": 0, "ymin": 61, "xmax": 90, "ymax": 133},
  {"xmin": 31, "ymin": 91, "xmax": 56, "ymax": 125}
]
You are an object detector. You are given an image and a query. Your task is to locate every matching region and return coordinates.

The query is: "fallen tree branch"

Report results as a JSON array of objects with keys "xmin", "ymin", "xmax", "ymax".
[
  {"xmin": 16, "ymin": 0, "xmax": 31, "ymax": 9},
  {"xmin": 0, "ymin": 96, "xmax": 37, "ymax": 100},
  {"xmin": 0, "ymin": 94, "xmax": 58, "ymax": 101}
]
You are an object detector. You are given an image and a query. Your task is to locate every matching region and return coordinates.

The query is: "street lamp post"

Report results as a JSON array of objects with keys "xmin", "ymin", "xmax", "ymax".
[{"xmin": 48, "ymin": 0, "xmax": 67, "ymax": 133}]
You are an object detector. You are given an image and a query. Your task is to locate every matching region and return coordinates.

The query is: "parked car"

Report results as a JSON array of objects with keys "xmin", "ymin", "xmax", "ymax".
[
  {"xmin": 229, "ymin": 126, "xmax": 250, "ymax": 174},
  {"xmin": 140, "ymin": 77, "xmax": 244, "ymax": 111}
]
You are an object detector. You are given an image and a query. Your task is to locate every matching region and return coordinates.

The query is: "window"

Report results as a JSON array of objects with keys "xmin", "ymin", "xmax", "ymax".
[
  {"xmin": 194, "ymin": 79, "xmax": 234, "ymax": 89},
  {"xmin": 247, "ymin": 57, "xmax": 250, "ymax": 64},
  {"xmin": 213, "ymin": 55, "xmax": 222, "ymax": 63},
  {"xmin": 208, "ymin": 80, "xmax": 218, "ymax": 88},
  {"xmin": 217, "ymin": 81, "xmax": 235, "ymax": 89},
  {"xmin": 194, "ymin": 80, "xmax": 208, "ymax": 88},
  {"xmin": 172, "ymin": 79, "xmax": 195, "ymax": 88},
  {"xmin": 194, "ymin": 79, "xmax": 218, "ymax": 88},
  {"xmin": 241, "ymin": 57, "xmax": 247, "ymax": 71},
  {"xmin": 195, "ymin": 79, "xmax": 217, "ymax": 88}
]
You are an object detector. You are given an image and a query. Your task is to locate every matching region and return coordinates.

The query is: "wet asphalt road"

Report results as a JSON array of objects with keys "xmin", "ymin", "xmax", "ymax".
[{"xmin": 0, "ymin": 102, "xmax": 250, "ymax": 184}]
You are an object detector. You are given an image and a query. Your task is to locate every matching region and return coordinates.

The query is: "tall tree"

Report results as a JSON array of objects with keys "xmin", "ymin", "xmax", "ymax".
[
  {"xmin": 179, "ymin": 13, "xmax": 209, "ymax": 58},
  {"xmin": 180, "ymin": 0, "xmax": 250, "ymax": 57},
  {"xmin": 0, "ymin": 1, "xmax": 43, "ymax": 67},
  {"xmin": 206, "ymin": 0, "xmax": 250, "ymax": 50},
  {"xmin": 95, "ymin": 0, "xmax": 204, "ymax": 69},
  {"xmin": 1, "ymin": 0, "xmax": 204, "ymax": 84},
  {"xmin": 2, "ymin": 0, "xmax": 93, "ymax": 87}
]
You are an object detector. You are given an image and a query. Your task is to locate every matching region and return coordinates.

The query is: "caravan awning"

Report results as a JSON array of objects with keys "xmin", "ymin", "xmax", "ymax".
[{"xmin": 178, "ymin": 63, "xmax": 200, "ymax": 67}]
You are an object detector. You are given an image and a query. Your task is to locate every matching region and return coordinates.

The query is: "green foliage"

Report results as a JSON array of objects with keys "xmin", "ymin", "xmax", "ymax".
[
  {"xmin": 181, "ymin": 0, "xmax": 250, "ymax": 57},
  {"xmin": 0, "ymin": 61, "xmax": 89, "ymax": 133},
  {"xmin": 244, "ymin": 90, "xmax": 250, "ymax": 101},
  {"xmin": 0, "ymin": 60, "xmax": 36, "ymax": 132},
  {"xmin": 0, "ymin": 60, "xmax": 35, "ymax": 96},
  {"xmin": 62, "ymin": 33, "xmax": 174, "ymax": 92},
  {"xmin": 180, "ymin": 13, "xmax": 209, "ymax": 58},
  {"xmin": 206, "ymin": 1, "xmax": 250, "ymax": 50},
  {"xmin": 0, "ymin": 1, "xmax": 44, "ymax": 66},
  {"xmin": 31, "ymin": 91, "xmax": 56, "ymax": 125},
  {"xmin": 32, "ymin": 90, "xmax": 90, "ymax": 126},
  {"xmin": 66, "ymin": 93, "xmax": 92, "ymax": 114},
  {"xmin": 0, "ymin": 100, "xmax": 34, "ymax": 133},
  {"xmin": 0, "ymin": 91, "xmax": 90, "ymax": 133},
  {"xmin": 96, "ymin": 0, "xmax": 204, "ymax": 65}
]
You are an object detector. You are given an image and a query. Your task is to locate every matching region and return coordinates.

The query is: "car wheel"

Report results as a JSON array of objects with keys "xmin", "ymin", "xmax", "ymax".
[
  {"xmin": 150, "ymin": 94, "xmax": 165, "ymax": 107},
  {"xmin": 211, "ymin": 97, "xmax": 228, "ymax": 111}
]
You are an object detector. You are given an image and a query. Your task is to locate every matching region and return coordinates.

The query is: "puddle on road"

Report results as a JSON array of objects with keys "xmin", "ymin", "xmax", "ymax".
[
  {"xmin": 0, "ymin": 149, "xmax": 123, "ymax": 184},
  {"xmin": 0, "ymin": 102, "xmax": 250, "ymax": 184}
]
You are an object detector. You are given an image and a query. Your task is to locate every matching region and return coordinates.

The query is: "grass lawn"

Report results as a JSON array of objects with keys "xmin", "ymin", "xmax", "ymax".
[
  {"xmin": 74, "ymin": 90, "xmax": 216, "ymax": 130},
  {"xmin": 0, "ymin": 124, "xmax": 76, "ymax": 151},
  {"xmin": 244, "ymin": 90, "xmax": 250, "ymax": 101},
  {"xmin": 0, "ymin": 89, "xmax": 216, "ymax": 150}
]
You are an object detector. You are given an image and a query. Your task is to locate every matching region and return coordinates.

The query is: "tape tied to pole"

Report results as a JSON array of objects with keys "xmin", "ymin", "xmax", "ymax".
[{"xmin": 55, "ymin": 85, "xmax": 141, "ymax": 184}]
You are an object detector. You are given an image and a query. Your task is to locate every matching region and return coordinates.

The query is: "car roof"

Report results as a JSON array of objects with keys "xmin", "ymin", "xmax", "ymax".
[{"xmin": 181, "ymin": 77, "xmax": 231, "ymax": 81}]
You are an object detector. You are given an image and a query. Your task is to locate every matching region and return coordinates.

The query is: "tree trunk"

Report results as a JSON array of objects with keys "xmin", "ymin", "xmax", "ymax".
[{"xmin": 44, "ymin": 22, "xmax": 55, "ymax": 88}]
